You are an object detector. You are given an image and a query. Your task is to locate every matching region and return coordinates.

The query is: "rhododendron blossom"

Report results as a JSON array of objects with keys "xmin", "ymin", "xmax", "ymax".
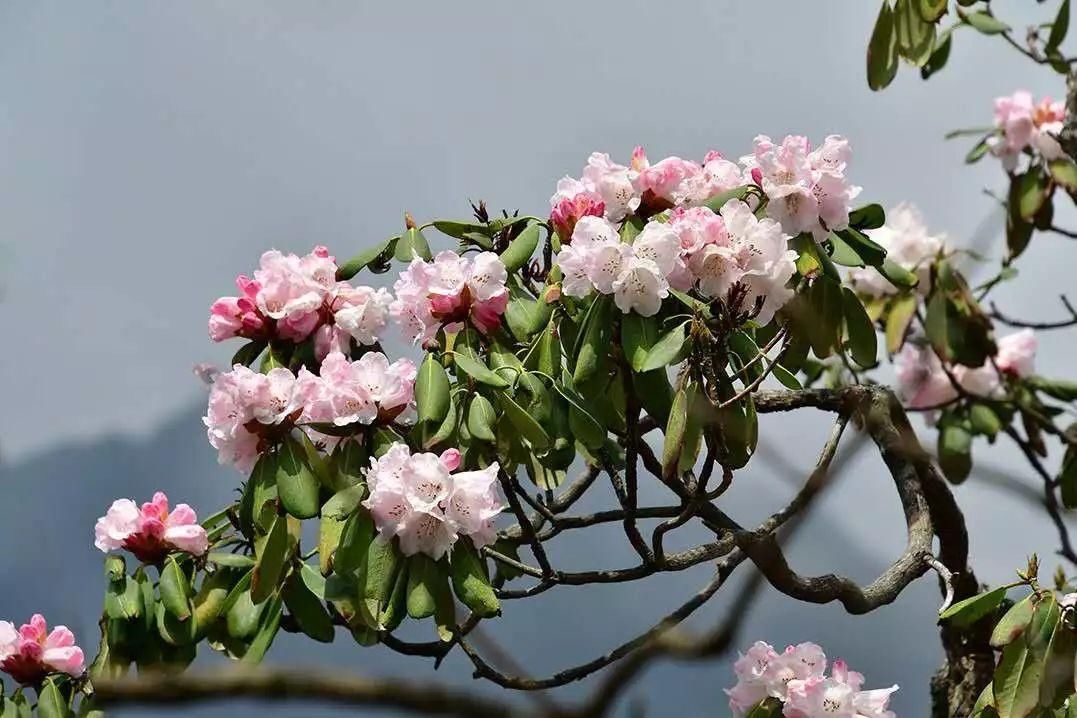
[
  {"xmin": 896, "ymin": 330, "xmax": 1038, "ymax": 411},
  {"xmin": 0, "ymin": 615, "xmax": 85, "ymax": 685},
  {"xmin": 296, "ymin": 351, "xmax": 417, "ymax": 426},
  {"xmin": 741, "ymin": 134, "xmax": 861, "ymax": 240},
  {"xmin": 362, "ymin": 443, "xmax": 503, "ymax": 560},
  {"xmin": 989, "ymin": 90, "xmax": 1066, "ymax": 170},
  {"xmin": 208, "ymin": 245, "xmax": 391, "ymax": 349},
  {"xmin": 391, "ymin": 251, "xmax": 509, "ymax": 345},
  {"xmin": 726, "ymin": 641, "xmax": 896, "ymax": 718},
  {"xmin": 849, "ymin": 203, "xmax": 945, "ymax": 296},
  {"xmin": 204, "ymin": 364, "xmax": 300, "ymax": 472},
  {"xmin": 94, "ymin": 491, "xmax": 209, "ymax": 562}
]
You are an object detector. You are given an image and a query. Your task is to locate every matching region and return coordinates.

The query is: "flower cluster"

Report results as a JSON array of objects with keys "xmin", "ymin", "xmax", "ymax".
[
  {"xmin": 557, "ymin": 199, "xmax": 796, "ymax": 323},
  {"xmin": 742, "ymin": 135, "xmax": 861, "ymax": 240},
  {"xmin": 391, "ymin": 251, "xmax": 509, "ymax": 346},
  {"xmin": 362, "ymin": 443, "xmax": 503, "ymax": 560},
  {"xmin": 726, "ymin": 641, "xmax": 897, "ymax": 718},
  {"xmin": 849, "ymin": 203, "xmax": 945, "ymax": 297},
  {"xmin": 895, "ymin": 329, "xmax": 1038, "ymax": 411},
  {"xmin": 0, "ymin": 615, "xmax": 85, "ymax": 686},
  {"xmin": 94, "ymin": 491, "xmax": 209, "ymax": 563},
  {"xmin": 989, "ymin": 90, "xmax": 1066, "ymax": 170},
  {"xmin": 208, "ymin": 245, "xmax": 393, "ymax": 357},
  {"xmin": 204, "ymin": 352, "xmax": 416, "ymax": 472}
]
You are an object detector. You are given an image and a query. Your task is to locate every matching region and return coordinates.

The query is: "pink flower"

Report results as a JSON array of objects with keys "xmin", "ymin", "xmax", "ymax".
[
  {"xmin": 549, "ymin": 177, "xmax": 606, "ymax": 243},
  {"xmin": 208, "ymin": 276, "xmax": 265, "ymax": 341},
  {"xmin": 362, "ymin": 443, "xmax": 504, "ymax": 560},
  {"xmin": 0, "ymin": 615, "xmax": 85, "ymax": 685},
  {"xmin": 894, "ymin": 343, "xmax": 958, "ymax": 410},
  {"xmin": 331, "ymin": 285, "xmax": 392, "ymax": 346},
  {"xmin": 995, "ymin": 328, "xmax": 1037, "ymax": 377},
  {"xmin": 94, "ymin": 491, "xmax": 209, "ymax": 563},
  {"xmin": 581, "ymin": 152, "xmax": 639, "ymax": 221},
  {"xmin": 849, "ymin": 203, "xmax": 944, "ymax": 297},
  {"xmin": 990, "ymin": 91, "xmax": 1067, "ymax": 169},
  {"xmin": 203, "ymin": 364, "xmax": 301, "ymax": 472},
  {"xmin": 390, "ymin": 251, "xmax": 509, "ymax": 344},
  {"xmin": 633, "ymin": 154, "xmax": 703, "ymax": 208},
  {"xmin": 297, "ymin": 351, "xmax": 416, "ymax": 427},
  {"xmin": 742, "ymin": 134, "xmax": 860, "ymax": 240}
]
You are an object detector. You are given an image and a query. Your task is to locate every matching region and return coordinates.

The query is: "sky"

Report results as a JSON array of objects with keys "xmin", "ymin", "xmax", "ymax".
[{"xmin": 0, "ymin": 1, "xmax": 1075, "ymax": 716}]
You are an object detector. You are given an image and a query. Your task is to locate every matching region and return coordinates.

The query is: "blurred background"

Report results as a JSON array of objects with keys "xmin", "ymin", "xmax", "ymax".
[{"xmin": 0, "ymin": 1, "xmax": 1074, "ymax": 715}]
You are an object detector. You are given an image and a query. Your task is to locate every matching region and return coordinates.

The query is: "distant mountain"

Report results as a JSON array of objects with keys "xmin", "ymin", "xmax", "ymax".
[{"xmin": 0, "ymin": 406, "xmax": 942, "ymax": 716}]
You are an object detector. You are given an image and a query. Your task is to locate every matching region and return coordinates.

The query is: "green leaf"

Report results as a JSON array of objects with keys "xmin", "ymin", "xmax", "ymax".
[
  {"xmin": 573, "ymin": 294, "xmax": 614, "ymax": 385},
  {"xmin": 640, "ymin": 322, "xmax": 690, "ymax": 372},
  {"xmin": 894, "ymin": 0, "xmax": 937, "ymax": 67},
  {"xmin": 406, "ymin": 554, "xmax": 441, "ymax": 619},
  {"xmin": 966, "ymin": 136, "xmax": 993, "ymax": 164},
  {"xmin": 416, "ymin": 353, "xmax": 451, "ymax": 425},
  {"xmin": 333, "ymin": 508, "xmax": 375, "ymax": 576},
  {"xmin": 104, "ymin": 562, "xmax": 143, "ymax": 622},
  {"xmin": 842, "ymin": 287, "xmax": 878, "ymax": 368},
  {"xmin": 282, "ymin": 570, "xmax": 335, "ymax": 643},
  {"xmin": 885, "ymin": 293, "xmax": 918, "ymax": 354},
  {"xmin": 275, "ymin": 435, "xmax": 320, "ymax": 520},
  {"xmin": 1047, "ymin": 0, "xmax": 1071, "ymax": 52},
  {"xmin": 499, "ymin": 392, "xmax": 551, "ymax": 451},
  {"xmin": 920, "ymin": 26, "xmax": 952, "ymax": 79},
  {"xmin": 1049, "ymin": 159, "xmax": 1077, "ymax": 193},
  {"xmin": 155, "ymin": 600, "xmax": 197, "ymax": 646},
  {"xmin": 394, "ymin": 227, "xmax": 431, "ymax": 262},
  {"xmin": 633, "ymin": 367, "xmax": 676, "ymax": 425},
  {"xmin": 1060, "ymin": 446, "xmax": 1077, "ymax": 509},
  {"xmin": 879, "ymin": 258, "xmax": 919, "ymax": 289},
  {"xmin": 451, "ymin": 351, "xmax": 509, "ymax": 388},
  {"xmin": 991, "ymin": 594, "xmax": 1036, "ymax": 648},
  {"xmin": 938, "ymin": 416, "xmax": 973, "ymax": 483},
  {"xmin": 336, "ymin": 236, "xmax": 398, "ymax": 280},
  {"xmin": 662, "ymin": 381, "xmax": 695, "ymax": 480},
  {"xmin": 828, "ymin": 231, "xmax": 865, "ymax": 267},
  {"xmin": 550, "ymin": 379, "xmax": 606, "ymax": 450},
  {"xmin": 993, "ymin": 639, "xmax": 1045, "ymax": 718},
  {"xmin": 969, "ymin": 403, "xmax": 1002, "ymax": 438},
  {"xmin": 36, "ymin": 678, "xmax": 70, "ymax": 718},
  {"xmin": 365, "ymin": 537, "xmax": 403, "ymax": 626},
  {"xmin": 963, "ymin": 10, "xmax": 1011, "ymax": 35},
  {"xmin": 462, "ymin": 394, "xmax": 496, "ymax": 443},
  {"xmin": 848, "ymin": 203, "xmax": 886, "ymax": 230},
  {"xmin": 718, "ymin": 395, "xmax": 757, "ymax": 470},
  {"xmin": 241, "ymin": 593, "xmax": 283, "ymax": 664},
  {"xmin": 622, "ymin": 313, "xmax": 660, "ymax": 372},
  {"xmin": 160, "ymin": 556, "xmax": 193, "ymax": 621},
  {"xmin": 1016, "ymin": 169, "xmax": 1049, "ymax": 222},
  {"xmin": 422, "ymin": 394, "xmax": 458, "ymax": 450},
  {"xmin": 321, "ymin": 484, "xmax": 366, "ymax": 521},
  {"xmin": 940, "ymin": 585, "xmax": 1006, "ymax": 626},
  {"xmin": 450, "ymin": 540, "xmax": 500, "ymax": 618},
  {"xmin": 867, "ymin": 0, "xmax": 899, "ymax": 91},
  {"xmin": 232, "ymin": 339, "xmax": 267, "ymax": 368},
  {"xmin": 251, "ymin": 515, "xmax": 289, "ymax": 605},
  {"xmin": 500, "ymin": 222, "xmax": 541, "ymax": 272},
  {"xmin": 328, "ymin": 438, "xmax": 369, "ymax": 489},
  {"xmin": 701, "ymin": 184, "xmax": 756, "ymax": 213},
  {"xmin": 917, "ymin": 0, "xmax": 947, "ymax": 22},
  {"xmin": 806, "ymin": 278, "xmax": 843, "ymax": 358},
  {"xmin": 225, "ymin": 585, "xmax": 262, "ymax": 641}
]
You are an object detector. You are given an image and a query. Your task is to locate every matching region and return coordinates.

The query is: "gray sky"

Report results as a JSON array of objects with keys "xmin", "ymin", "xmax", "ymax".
[{"xmin": 0, "ymin": 1, "xmax": 1075, "ymax": 715}]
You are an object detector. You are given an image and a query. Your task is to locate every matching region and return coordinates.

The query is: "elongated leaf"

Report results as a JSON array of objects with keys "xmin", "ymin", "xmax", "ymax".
[
  {"xmin": 275, "ymin": 435, "xmax": 320, "ymax": 520},
  {"xmin": 622, "ymin": 313, "xmax": 660, "ymax": 372},
  {"xmin": 36, "ymin": 679, "xmax": 70, "ymax": 718},
  {"xmin": 1016, "ymin": 168, "xmax": 1049, "ymax": 222},
  {"xmin": 500, "ymin": 222, "xmax": 541, "ymax": 272},
  {"xmin": 867, "ymin": 1, "xmax": 899, "ymax": 91},
  {"xmin": 969, "ymin": 403, "xmax": 1002, "ymax": 438},
  {"xmin": 879, "ymin": 258, "xmax": 919, "ymax": 288},
  {"xmin": 379, "ymin": 560, "xmax": 410, "ymax": 632},
  {"xmin": 241, "ymin": 593, "xmax": 283, "ymax": 664},
  {"xmin": 406, "ymin": 554, "xmax": 440, "ymax": 619},
  {"xmin": 848, "ymin": 203, "xmax": 886, "ymax": 230},
  {"xmin": 282, "ymin": 571, "xmax": 334, "ymax": 643},
  {"xmin": 992, "ymin": 594, "xmax": 1036, "ymax": 648},
  {"xmin": 1060, "ymin": 446, "xmax": 1077, "ymax": 509},
  {"xmin": 641, "ymin": 322, "xmax": 690, "ymax": 372},
  {"xmin": 993, "ymin": 639, "xmax": 1045, "ymax": 718},
  {"xmin": 416, "ymin": 353, "xmax": 451, "ymax": 425},
  {"xmin": 842, "ymin": 287, "xmax": 878, "ymax": 368},
  {"xmin": 251, "ymin": 515, "xmax": 289, "ymax": 605},
  {"xmin": 450, "ymin": 540, "xmax": 500, "ymax": 617},
  {"xmin": 452, "ymin": 351, "xmax": 509, "ymax": 388},
  {"xmin": 938, "ymin": 417, "xmax": 973, "ymax": 483},
  {"xmin": 886, "ymin": 294, "xmax": 918, "ymax": 354},
  {"xmin": 1049, "ymin": 159, "xmax": 1077, "ymax": 193},
  {"xmin": 499, "ymin": 392, "xmax": 551, "ymax": 451},
  {"xmin": 466, "ymin": 394, "xmax": 498, "ymax": 442},
  {"xmin": 940, "ymin": 585, "xmax": 1006, "ymax": 626},
  {"xmin": 835, "ymin": 227, "xmax": 887, "ymax": 267},
  {"xmin": 573, "ymin": 294, "xmax": 613, "ymax": 384},
  {"xmin": 336, "ymin": 236, "xmax": 398, "ymax": 280},
  {"xmin": 321, "ymin": 484, "xmax": 367, "ymax": 521},
  {"xmin": 921, "ymin": 27, "xmax": 952, "ymax": 79},
  {"xmin": 1048, "ymin": 0, "xmax": 1070, "ymax": 51},
  {"xmin": 963, "ymin": 10, "xmax": 1011, "ymax": 35},
  {"xmin": 662, "ymin": 381, "xmax": 694, "ymax": 479},
  {"xmin": 160, "ymin": 557, "xmax": 192, "ymax": 621},
  {"xmin": 917, "ymin": 0, "xmax": 946, "ymax": 22},
  {"xmin": 394, "ymin": 227, "xmax": 431, "ymax": 262},
  {"xmin": 894, "ymin": 0, "xmax": 937, "ymax": 67},
  {"xmin": 362, "ymin": 536, "xmax": 401, "ymax": 618}
]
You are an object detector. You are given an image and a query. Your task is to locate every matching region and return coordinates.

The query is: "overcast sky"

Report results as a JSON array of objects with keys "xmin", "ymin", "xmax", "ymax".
[{"xmin": 0, "ymin": 1, "xmax": 1075, "ymax": 715}]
